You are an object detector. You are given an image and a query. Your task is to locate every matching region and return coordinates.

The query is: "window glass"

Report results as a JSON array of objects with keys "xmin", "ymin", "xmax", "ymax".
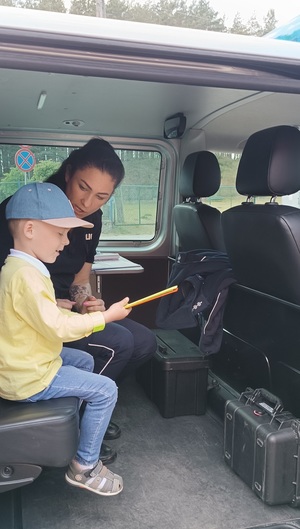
[
  {"xmin": 203, "ymin": 152, "xmax": 296, "ymax": 210},
  {"xmin": 0, "ymin": 144, "xmax": 161, "ymax": 241},
  {"xmin": 102, "ymin": 150, "xmax": 161, "ymax": 241},
  {"xmin": 205, "ymin": 152, "xmax": 241, "ymax": 211}
]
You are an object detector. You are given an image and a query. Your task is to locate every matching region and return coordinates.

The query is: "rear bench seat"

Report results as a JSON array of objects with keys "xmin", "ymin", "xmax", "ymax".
[{"xmin": 0, "ymin": 396, "xmax": 79, "ymax": 493}]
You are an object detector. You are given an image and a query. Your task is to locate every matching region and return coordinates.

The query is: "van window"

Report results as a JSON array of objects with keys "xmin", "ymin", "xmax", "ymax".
[
  {"xmin": 102, "ymin": 149, "xmax": 161, "ymax": 241},
  {"xmin": 203, "ymin": 152, "xmax": 299, "ymax": 210},
  {"xmin": 209, "ymin": 152, "xmax": 240, "ymax": 211},
  {"xmin": 0, "ymin": 143, "xmax": 162, "ymax": 242}
]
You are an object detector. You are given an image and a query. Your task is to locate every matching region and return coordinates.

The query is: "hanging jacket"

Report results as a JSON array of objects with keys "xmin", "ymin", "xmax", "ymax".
[{"xmin": 155, "ymin": 249, "xmax": 236, "ymax": 355}]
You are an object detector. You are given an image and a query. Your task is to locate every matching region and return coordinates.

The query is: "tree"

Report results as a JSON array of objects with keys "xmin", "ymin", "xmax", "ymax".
[
  {"xmin": 32, "ymin": 160, "xmax": 61, "ymax": 181},
  {"xmin": 8, "ymin": 0, "xmax": 66, "ymax": 9},
  {"xmin": 230, "ymin": 13, "xmax": 250, "ymax": 35},
  {"xmin": 13, "ymin": 0, "xmax": 38, "ymax": 7},
  {"xmin": 184, "ymin": 0, "xmax": 226, "ymax": 32},
  {"xmin": 230, "ymin": 9, "xmax": 276, "ymax": 36},
  {"xmin": 0, "ymin": 145, "xmax": 19, "ymax": 176},
  {"xmin": 106, "ymin": 0, "xmax": 133, "ymax": 21},
  {"xmin": 0, "ymin": 0, "xmax": 279, "ymax": 40},
  {"xmin": 0, "ymin": 167, "xmax": 26, "ymax": 201},
  {"xmin": 247, "ymin": 14, "xmax": 261, "ymax": 36},
  {"xmin": 114, "ymin": 0, "xmax": 226, "ymax": 31},
  {"xmin": 262, "ymin": 9, "xmax": 277, "ymax": 35},
  {"xmin": 34, "ymin": 0, "xmax": 66, "ymax": 12},
  {"xmin": 0, "ymin": 0, "xmax": 15, "ymax": 6},
  {"xmin": 0, "ymin": 160, "xmax": 60, "ymax": 202},
  {"xmin": 69, "ymin": 0, "xmax": 96, "ymax": 16}
]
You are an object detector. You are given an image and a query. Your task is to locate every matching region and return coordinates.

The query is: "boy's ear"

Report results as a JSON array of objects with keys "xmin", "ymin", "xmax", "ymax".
[{"xmin": 23, "ymin": 220, "xmax": 34, "ymax": 239}]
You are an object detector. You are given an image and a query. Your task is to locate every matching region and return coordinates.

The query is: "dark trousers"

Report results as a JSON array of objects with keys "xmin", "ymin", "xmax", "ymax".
[{"xmin": 67, "ymin": 318, "xmax": 157, "ymax": 382}]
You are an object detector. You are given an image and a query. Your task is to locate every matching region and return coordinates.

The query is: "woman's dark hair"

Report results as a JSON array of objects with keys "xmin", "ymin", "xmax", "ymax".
[{"xmin": 46, "ymin": 138, "xmax": 125, "ymax": 190}]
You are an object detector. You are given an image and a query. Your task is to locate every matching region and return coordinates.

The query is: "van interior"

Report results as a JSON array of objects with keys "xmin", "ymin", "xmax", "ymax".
[{"xmin": 1, "ymin": 6, "xmax": 300, "ymax": 529}]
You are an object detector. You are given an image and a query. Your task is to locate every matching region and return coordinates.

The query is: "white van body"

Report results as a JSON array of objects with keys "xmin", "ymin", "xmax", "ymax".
[{"xmin": 1, "ymin": 7, "xmax": 300, "ymax": 529}]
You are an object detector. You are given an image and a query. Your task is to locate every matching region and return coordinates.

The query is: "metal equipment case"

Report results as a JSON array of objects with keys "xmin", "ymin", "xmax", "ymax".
[{"xmin": 224, "ymin": 388, "xmax": 300, "ymax": 506}]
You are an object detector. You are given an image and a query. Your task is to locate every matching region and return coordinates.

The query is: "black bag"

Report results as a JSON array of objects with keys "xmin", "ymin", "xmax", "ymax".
[
  {"xmin": 224, "ymin": 388, "xmax": 300, "ymax": 506},
  {"xmin": 155, "ymin": 249, "xmax": 235, "ymax": 355}
]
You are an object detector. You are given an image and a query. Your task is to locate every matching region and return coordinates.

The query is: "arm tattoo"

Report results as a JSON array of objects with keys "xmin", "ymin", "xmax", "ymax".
[{"xmin": 69, "ymin": 283, "xmax": 92, "ymax": 312}]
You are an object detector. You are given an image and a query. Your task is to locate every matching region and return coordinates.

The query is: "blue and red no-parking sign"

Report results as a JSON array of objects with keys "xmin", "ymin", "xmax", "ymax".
[{"xmin": 15, "ymin": 147, "xmax": 36, "ymax": 172}]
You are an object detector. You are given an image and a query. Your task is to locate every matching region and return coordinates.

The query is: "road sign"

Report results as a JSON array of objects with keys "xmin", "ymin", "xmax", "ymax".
[{"xmin": 15, "ymin": 147, "xmax": 36, "ymax": 172}]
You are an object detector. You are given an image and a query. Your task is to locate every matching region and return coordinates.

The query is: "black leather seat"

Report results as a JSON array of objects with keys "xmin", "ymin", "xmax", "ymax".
[
  {"xmin": 0, "ymin": 396, "xmax": 79, "ymax": 493},
  {"xmin": 173, "ymin": 150, "xmax": 225, "ymax": 252},
  {"xmin": 222, "ymin": 125, "xmax": 300, "ymax": 303},
  {"xmin": 220, "ymin": 125, "xmax": 300, "ymax": 414}
]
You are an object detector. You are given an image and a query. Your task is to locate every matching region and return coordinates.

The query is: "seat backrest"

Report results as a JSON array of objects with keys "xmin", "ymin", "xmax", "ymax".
[
  {"xmin": 219, "ymin": 125, "xmax": 300, "ymax": 415},
  {"xmin": 222, "ymin": 125, "xmax": 300, "ymax": 304},
  {"xmin": 173, "ymin": 151, "xmax": 225, "ymax": 252}
]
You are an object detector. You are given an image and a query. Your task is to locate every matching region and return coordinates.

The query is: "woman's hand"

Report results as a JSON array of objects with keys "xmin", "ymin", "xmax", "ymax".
[
  {"xmin": 56, "ymin": 299, "xmax": 76, "ymax": 311},
  {"xmin": 82, "ymin": 296, "xmax": 106, "ymax": 314}
]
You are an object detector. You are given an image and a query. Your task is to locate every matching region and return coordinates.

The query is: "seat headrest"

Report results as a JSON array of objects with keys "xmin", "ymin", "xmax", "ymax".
[
  {"xmin": 237, "ymin": 125, "xmax": 300, "ymax": 197},
  {"xmin": 179, "ymin": 151, "xmax": 221, "ymax": 198}
]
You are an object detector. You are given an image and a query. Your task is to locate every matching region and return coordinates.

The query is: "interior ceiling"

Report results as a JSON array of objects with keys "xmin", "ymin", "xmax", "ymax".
[{"xmin": 0, "ymin": 68, "xmax": 299, "ymax": 151}]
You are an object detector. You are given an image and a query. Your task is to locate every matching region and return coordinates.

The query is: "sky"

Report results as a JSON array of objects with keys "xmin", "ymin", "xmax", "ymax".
[{"xmin": 208, "ymin": 1, "xmax": 300, "ymax": 27}]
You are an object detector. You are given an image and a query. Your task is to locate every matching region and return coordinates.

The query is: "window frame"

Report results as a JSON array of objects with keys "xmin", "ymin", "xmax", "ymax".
[{"xmin": 0, "ymin": 134, "xmax": 177, "ymax": 257}]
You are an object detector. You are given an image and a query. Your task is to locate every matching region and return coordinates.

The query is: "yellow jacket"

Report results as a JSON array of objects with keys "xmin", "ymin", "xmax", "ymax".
[{"xmin": 0, "ymin": 255, "xmax": 105, "ymax": 400}]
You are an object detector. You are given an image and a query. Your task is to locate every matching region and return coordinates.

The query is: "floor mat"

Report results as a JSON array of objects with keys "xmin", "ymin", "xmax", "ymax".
[{"xmin": 19, "ymin": 376, "xmax": 300, "ymax": 529}]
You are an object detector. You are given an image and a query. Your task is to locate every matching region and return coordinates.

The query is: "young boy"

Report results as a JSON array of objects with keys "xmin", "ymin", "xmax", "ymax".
[{"xmin": 0, "ymin": 182, "xmax": 131, "ymax": 496}]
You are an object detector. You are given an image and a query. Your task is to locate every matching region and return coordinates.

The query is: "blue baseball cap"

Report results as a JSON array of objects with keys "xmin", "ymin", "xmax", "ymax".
[{"xmin": 6, "ymin": 182, "xmax": 94, "ymax": 229}]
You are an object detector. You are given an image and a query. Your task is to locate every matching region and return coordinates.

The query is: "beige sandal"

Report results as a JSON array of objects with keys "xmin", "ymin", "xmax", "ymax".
[{"xmin": 65, "ymin": 460, "xmax": 123, "ymax": 496}]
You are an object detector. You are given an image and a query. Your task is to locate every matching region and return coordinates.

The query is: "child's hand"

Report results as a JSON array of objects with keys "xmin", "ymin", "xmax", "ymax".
[
  {"xmin": 57, "ymin": 299, "xmax": 76, "ymax": 311},
  {"xmin": 103, "ymin": 297, "xmax": 131, "ymax": 323}
]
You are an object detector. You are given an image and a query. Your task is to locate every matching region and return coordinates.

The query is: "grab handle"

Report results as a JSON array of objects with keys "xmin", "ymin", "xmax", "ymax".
[{"xmin": 249, "ymin": 388, "xmax": 283, "ymax": 415}]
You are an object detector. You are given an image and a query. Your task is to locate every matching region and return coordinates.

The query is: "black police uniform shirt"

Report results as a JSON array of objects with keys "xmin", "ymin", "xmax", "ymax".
[
  {"xmin": 0, "ymin": 195, "xmax": 102, "ymax": 299},
  {"xmin": 46, "ymin": 209, "xmax": 102, "ymax": 299}
]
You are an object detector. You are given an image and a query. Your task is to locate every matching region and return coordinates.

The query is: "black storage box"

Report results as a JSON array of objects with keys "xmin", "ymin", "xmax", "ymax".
[
  {"xmin": 137, "ymin": 329, "xmax": 210, "ymax": 418},
  {"xmin": 224, "ymin": 388, "xmax": 300, "ymax": 506}
]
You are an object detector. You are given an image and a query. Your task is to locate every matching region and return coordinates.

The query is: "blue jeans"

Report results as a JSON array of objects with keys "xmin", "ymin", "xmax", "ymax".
[{"xmin": 23, "ymin": 347, "xmax": 117, "ymax": 467}]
